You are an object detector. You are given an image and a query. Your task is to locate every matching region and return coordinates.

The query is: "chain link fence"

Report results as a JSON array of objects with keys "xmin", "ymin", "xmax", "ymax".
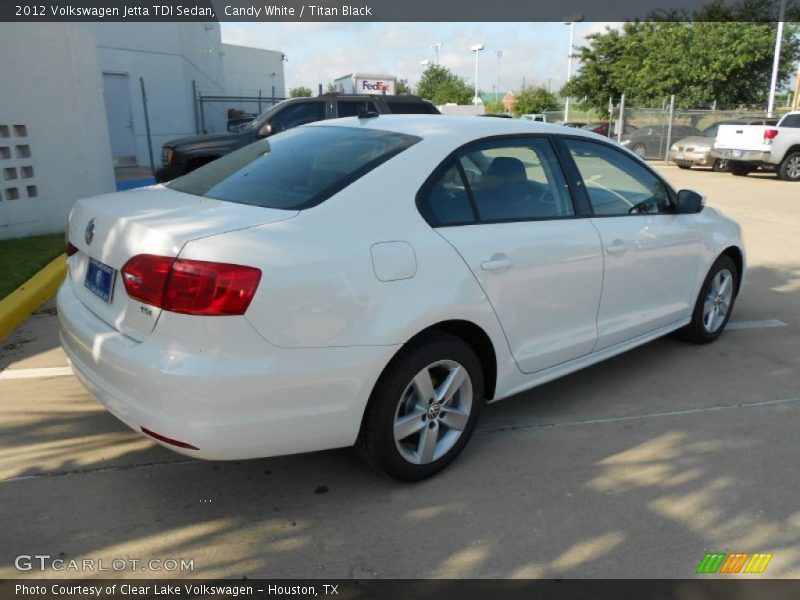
[
  {"xmin": 544, "ymin": 98, "xmax": 792, "ymax": 162},
  {"xmin": 194, "ymin": 85, "xmax": 288, "ymax": 134}
]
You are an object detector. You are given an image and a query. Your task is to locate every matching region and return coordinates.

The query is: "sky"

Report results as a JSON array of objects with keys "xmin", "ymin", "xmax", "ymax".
[{"xmin": 219, "ymin": 22, "xmax": 619, "ymax": 96}]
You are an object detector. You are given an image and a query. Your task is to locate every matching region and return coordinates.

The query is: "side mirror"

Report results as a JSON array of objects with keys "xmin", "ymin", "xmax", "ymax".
[
  {"xmin": 257, "ymin": 123, "xmax": 273, "ymax": 138},
  {"xmin": 677, "ymin": 189, "xmax": 706, "ymax": 214}
]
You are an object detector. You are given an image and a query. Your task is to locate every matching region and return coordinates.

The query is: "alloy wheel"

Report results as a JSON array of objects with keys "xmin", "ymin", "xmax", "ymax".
[
  {"xmin": 703, "ymin": 268, "xmax": 734, "ymax": 333},
  {"xmin": 393, "ymin": 360, "xmax": 473, "ymax": 465}
]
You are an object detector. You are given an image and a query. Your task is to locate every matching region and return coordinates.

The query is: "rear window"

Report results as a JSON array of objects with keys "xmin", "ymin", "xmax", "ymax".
[
  {"xmin": 385, "ymin": 100, "xmax": 440, "ymax": 115},
  {"xmin": 168, "ymin": 126, "xmax": 420, "ymax": 210}
]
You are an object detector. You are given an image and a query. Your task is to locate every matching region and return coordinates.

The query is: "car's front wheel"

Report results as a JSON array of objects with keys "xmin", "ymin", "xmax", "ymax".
[
  {"xmin": 677, "ymin": 255, "xmax": 738, "ymax": 344},
  {"xmin": 633, "ymin": 144, "xmax": 647, "ymax": 159},
  {"xmin": 356, "ymin": 332, "xmax": 484, "ymax": 481}
]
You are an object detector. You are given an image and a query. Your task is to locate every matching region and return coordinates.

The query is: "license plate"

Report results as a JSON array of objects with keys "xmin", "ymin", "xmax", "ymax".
[
  {"xmin": 85, "ymin": 257, "xmax": 116, "ymax": 303},
  {"xmin": 732, "ymin": 149, "xmax": 742, "ymax": 158}
]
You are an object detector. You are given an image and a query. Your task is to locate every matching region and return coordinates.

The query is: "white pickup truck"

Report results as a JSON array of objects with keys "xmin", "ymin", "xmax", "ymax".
[{"xmin": 711, "ymin": 111, "xmax": 800, "ymax": 181}]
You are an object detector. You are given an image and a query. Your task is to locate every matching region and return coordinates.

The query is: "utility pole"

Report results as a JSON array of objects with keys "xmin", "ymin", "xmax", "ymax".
[
  {"xmin": 767, "ymin": 0, "xmax": 787, "ymax": 117},
  {"xmin": 494, "ymin": 50, "xmax": 503, "ymax": 102},
  {"xmin": 471, "ymin": 43, "xmax": 484, "ymax": 105},
  {"xmin": 431, "ymin": 42, "xmax": 443, "ymax": 65}
]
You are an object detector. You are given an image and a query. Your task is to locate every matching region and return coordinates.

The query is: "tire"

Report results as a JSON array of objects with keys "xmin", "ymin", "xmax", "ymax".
[
  {"xmin": 356, "ymin": 331, "xmax": 484, "ymax": 481},
  {"xmin": 677, "ymin": 164, "xmax": 692, "ymax": 170},
  {"xmin": 728, "ymin": 161, "xmax": 751, "ymax": 177},
  {"xmin": 633, "ymin": 145, "xmax": 647, "ymax": 159},
  {"xmin": 712, "ymin": 158, "xmax": 729, "ymax": 172},
  {"xmin": 677, "ymin": 255, "xmax": 738, "ymax": 344},
  {"xmin": 777, "ymin": 150, "xmax": 800, "ymax": 181}
]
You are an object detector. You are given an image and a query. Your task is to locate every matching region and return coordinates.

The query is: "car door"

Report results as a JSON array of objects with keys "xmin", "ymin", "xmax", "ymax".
[
  {"xmin": 561, "ymin": 137, "xmax": 702, "ymax": 350},
  {"xmin": 418, "ymin": 136, "xmax": 604, "ymax": 374},
  {"xmin": 335, "ymin": 98, "xmax": 378, "ymax": 118}
]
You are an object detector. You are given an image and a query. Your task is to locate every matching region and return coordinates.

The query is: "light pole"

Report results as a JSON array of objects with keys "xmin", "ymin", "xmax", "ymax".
[
  {"xmin": 471, "ymin": 43, "xmax": 484, "ymax": 106},
  {"xmin": 494, "ymin": 50, "xmax": 503, "ymax": 103},
  {"xmin": 563, "ymin": 14, "xmax": 584, "ymax": 122},
  {"xmin": 431, "ymin": 42, "xmax": 443, "ymax": 65},
  {"xmin": 767, "ymin": 0, "xmax": 787, "ymax": 117}
]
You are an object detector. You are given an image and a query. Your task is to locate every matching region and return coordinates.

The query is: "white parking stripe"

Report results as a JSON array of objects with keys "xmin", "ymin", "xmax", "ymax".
[
  {"xmin": 727, "ymin": 319, "xmax": 788, "ymax": 330},
  {"xmin": 0, "ymin": 366, "xmax": 73, "ymax": 380}
]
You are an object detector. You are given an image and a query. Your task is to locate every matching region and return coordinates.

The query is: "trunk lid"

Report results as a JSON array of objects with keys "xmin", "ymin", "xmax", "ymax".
[
  {"xmin": 67, "ymin": 186, "xmax": 297, "ymax": 341},
  {"xmin": 714, "ymin": 124, "xmax": 770, "ymax": 152}
]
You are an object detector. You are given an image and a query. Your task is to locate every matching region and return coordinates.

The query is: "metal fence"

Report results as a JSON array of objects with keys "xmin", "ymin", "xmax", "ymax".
[
  {"xmin": 194, "ymin": 84, "xmax": 287, "ymax": 134},
  {"xmin": 544, "ymin": 97, "xmax": 793, "ymax": 163}
]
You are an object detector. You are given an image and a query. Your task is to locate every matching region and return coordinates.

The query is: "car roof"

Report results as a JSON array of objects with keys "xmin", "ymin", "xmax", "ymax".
[{"xmin": 308, "ymin": 114, "xmax": 605, "ymax": 146}]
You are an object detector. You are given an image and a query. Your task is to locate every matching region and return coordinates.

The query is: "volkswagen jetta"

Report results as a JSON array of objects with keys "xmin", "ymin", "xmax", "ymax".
[{"xmin": 59, "ymin": 116, "xmax": 745, "ymax": 481}]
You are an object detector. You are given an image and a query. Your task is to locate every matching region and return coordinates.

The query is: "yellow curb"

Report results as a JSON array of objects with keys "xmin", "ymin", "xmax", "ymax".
[{"xmin": 0, "ymin": 253, "xmax": 67, "ymax": 342}]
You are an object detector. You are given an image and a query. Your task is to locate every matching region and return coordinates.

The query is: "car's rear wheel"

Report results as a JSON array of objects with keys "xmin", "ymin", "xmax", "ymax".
[
  {"xmin": 728, "ymin": 161, "xmax": 751, "ymax": 177},
  {"xmin": 712, "ymin": 158, "xmax": 729, "ymax": 172},
  {"xmin": 356, "ymin": 332, "xmax": 484, "ymax": 481},
  {"xmin": 677, "ymin": 255, "xmax": 738, "ymax": 344},
  {"xmin": 777, "ymin": 151, "xmax": 800, "ymax": 181},
  {"xmin": 677, "ymin": 164, "xmax": 692, "ymax": 170}
]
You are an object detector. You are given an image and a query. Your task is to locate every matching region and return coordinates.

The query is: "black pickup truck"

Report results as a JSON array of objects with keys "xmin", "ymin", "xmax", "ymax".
[{"xmin": 156, "ymin": 94, "xmax": 440, "ymax": 182}]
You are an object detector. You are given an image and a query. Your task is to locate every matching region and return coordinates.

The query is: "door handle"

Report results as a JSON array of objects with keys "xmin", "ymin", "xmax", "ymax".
[
  {"xmin": 481, "ymin": 257, "xmax": 513, "ymax": 271},
  {"xmin": 606, "ymin": 240, "xmax": 627, "ymax": 256}
]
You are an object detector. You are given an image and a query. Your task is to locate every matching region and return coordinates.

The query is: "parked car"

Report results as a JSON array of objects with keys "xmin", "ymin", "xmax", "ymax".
[
  {"xmin": 621, "ymin": 124, "xmax": 701, "ymax": 159},
  {"xmin": 711, "ymin": 111, "xmax": 800, "ymax": 180},
  {"xmin": 581, "ymin": 121, "xmax": 638, "ymax": 138},
  {"xmin": 669, "ymin": 119, "xmax": 779, "ymax": 171},
  {"xmin": 478, "ymin": 113, "xmax": 512, "ymax": 118},
  {"xmin": 60, "ymin": 116, "xmax": 745, "ymax": 481},
  {"xmin": 156, "ymin": 94, "xmax": 440, "ymax": 182},
  {"xmin": 560, "ymin": 121, "xmax": 587, "ymax": 128},
  {"xmin": 520, "ymin": 114, "xmax": 548, "ymax": 122}
]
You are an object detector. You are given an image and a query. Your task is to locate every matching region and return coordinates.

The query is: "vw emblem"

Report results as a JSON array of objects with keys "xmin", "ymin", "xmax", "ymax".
[{"xmin": 85, "ymin": 219, "xmax": 96, "ymax": 245}]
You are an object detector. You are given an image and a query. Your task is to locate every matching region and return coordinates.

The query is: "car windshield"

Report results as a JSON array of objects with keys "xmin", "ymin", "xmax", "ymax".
[{"xmin": 168, "ymin": 126, "xmax": 420, "ymax": 210}]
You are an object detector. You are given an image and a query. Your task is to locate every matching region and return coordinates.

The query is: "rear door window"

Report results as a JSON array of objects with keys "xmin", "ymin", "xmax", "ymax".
[
  {"xmin": 337, "ymin": 100, "xmax": 378, "ymax": 118},
  {"xmin": 169, "ymin": 126, "xmax": 420, "ymax": 210},
  {"xmin": 385, "ymin": 100, "xmax": 440, "ymax": 114}
]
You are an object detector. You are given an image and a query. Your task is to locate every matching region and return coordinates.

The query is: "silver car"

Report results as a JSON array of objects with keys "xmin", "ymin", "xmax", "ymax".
[{"xmin": 670, "ymin": 119, "xmax": 778, "ymax": 171}]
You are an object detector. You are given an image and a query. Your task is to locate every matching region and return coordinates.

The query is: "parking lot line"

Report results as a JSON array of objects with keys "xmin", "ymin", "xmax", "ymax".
[
  {"xmin": 727, "ymin": 319, "xmax": 788, "ymax": 330},
  {"xmin": 0, "ymin": 366, "xmax": 72, "ymax": 380},
  {"xmin": 477, "ymin": 395, "xmax": 800, "ymax": 434}
]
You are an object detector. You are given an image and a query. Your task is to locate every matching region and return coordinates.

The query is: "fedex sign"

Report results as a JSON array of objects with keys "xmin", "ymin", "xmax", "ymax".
[{"xmin": 359, "ymin": 79, "xmax": 395, "ymax": 95}]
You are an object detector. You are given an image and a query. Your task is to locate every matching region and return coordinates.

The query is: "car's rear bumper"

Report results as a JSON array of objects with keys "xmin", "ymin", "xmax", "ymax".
[
  {"xmin": 710, "ymin": 149, "xmax": 772, "ymax": 163},
  {"xmin": 57, "ymin": 277, "xmax": 398, "ymax": 460}
]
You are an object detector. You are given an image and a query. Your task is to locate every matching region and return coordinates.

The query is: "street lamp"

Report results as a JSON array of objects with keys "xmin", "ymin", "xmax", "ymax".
[
  {"xmin": 563, "ymin": 13, "xmax": 584, "ymax": 122},
  {"xmin": 431, "ymin": 42, "xmax": 443, "ymax": 65},
  {"xmin": 471, "ymin": 43, "xmax": 484, "ymax": 106},
  {"xmin": 494, "ymin": 50, "xmax": 503, "ymax": 103}
]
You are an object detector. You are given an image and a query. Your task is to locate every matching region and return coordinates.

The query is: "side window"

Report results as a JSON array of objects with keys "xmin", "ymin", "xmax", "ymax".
[
  {"xmin": 270, "ymin": 102, "xmax": 325, "ymax": 132},
  {"xmin": 462, "ymin": 138, "xmax": 574, "ymax": 222},
  {"xmin": 337, "ymin": 100, "xmax": 378, "ymax": 118},
  {"xmin": 780, "ymin": 114, "xmax": 800, "ymax": 128},
  {"xmin": 564, "ymin": 138, "xmax": 673, "ymax": 216},
  {"xmin": 386, "ymin": 100, "xmax": 439, "ymax": 115},
  {"xmin": 418, "ymin": 162, "xmax": 476, "ymax": 226}
]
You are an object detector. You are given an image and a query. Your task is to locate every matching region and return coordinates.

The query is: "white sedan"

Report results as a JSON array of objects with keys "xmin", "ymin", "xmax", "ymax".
[{"xmin": 58, "ymin": 116, "xmax": 745, "ymax": 481}]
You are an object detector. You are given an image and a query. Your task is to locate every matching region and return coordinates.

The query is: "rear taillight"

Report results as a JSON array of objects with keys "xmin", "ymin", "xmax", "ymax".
[
  {"xmin": 121, "ymin": 254, "xmax": 261, "ymax": 316},
  {"xmin": 66, "ymin": 241, "xmax": 78, "ymax": 257},
  {"xmin": 764, "ymin": 129, "xmax": 779, "ymax": 142}
]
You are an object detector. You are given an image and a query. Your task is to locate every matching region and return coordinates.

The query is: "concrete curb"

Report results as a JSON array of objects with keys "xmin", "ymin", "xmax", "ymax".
[{"xmin": 0, "ymin": 253, "xmax": 66, "ymax": 342}]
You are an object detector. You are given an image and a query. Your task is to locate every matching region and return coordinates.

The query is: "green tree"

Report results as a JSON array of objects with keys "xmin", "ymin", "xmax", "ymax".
[
  {"xmin": 415, "ymin": 65, "xmax": 475, "ymax": 105},
  {"xmin": 396, "ymin": 78, "xmax": 411, "ymax": 95},
  {"xmin": 289, "ymin": 86, "xmax": 313, "ymax": 98},
  {"xmin": 324, "ymin": 83, "xmax": 336, "ymax": 94},
  {"xmin": 562, "ymin": 18, "xmax": 800, "ymax": 111},
  {"xmin": 511, "ymin": 86, "xmax": 558, "ymax": 117},
  {"xmin": 483, "ymin": 99, "xmax": 506, "ymax": 114}
]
